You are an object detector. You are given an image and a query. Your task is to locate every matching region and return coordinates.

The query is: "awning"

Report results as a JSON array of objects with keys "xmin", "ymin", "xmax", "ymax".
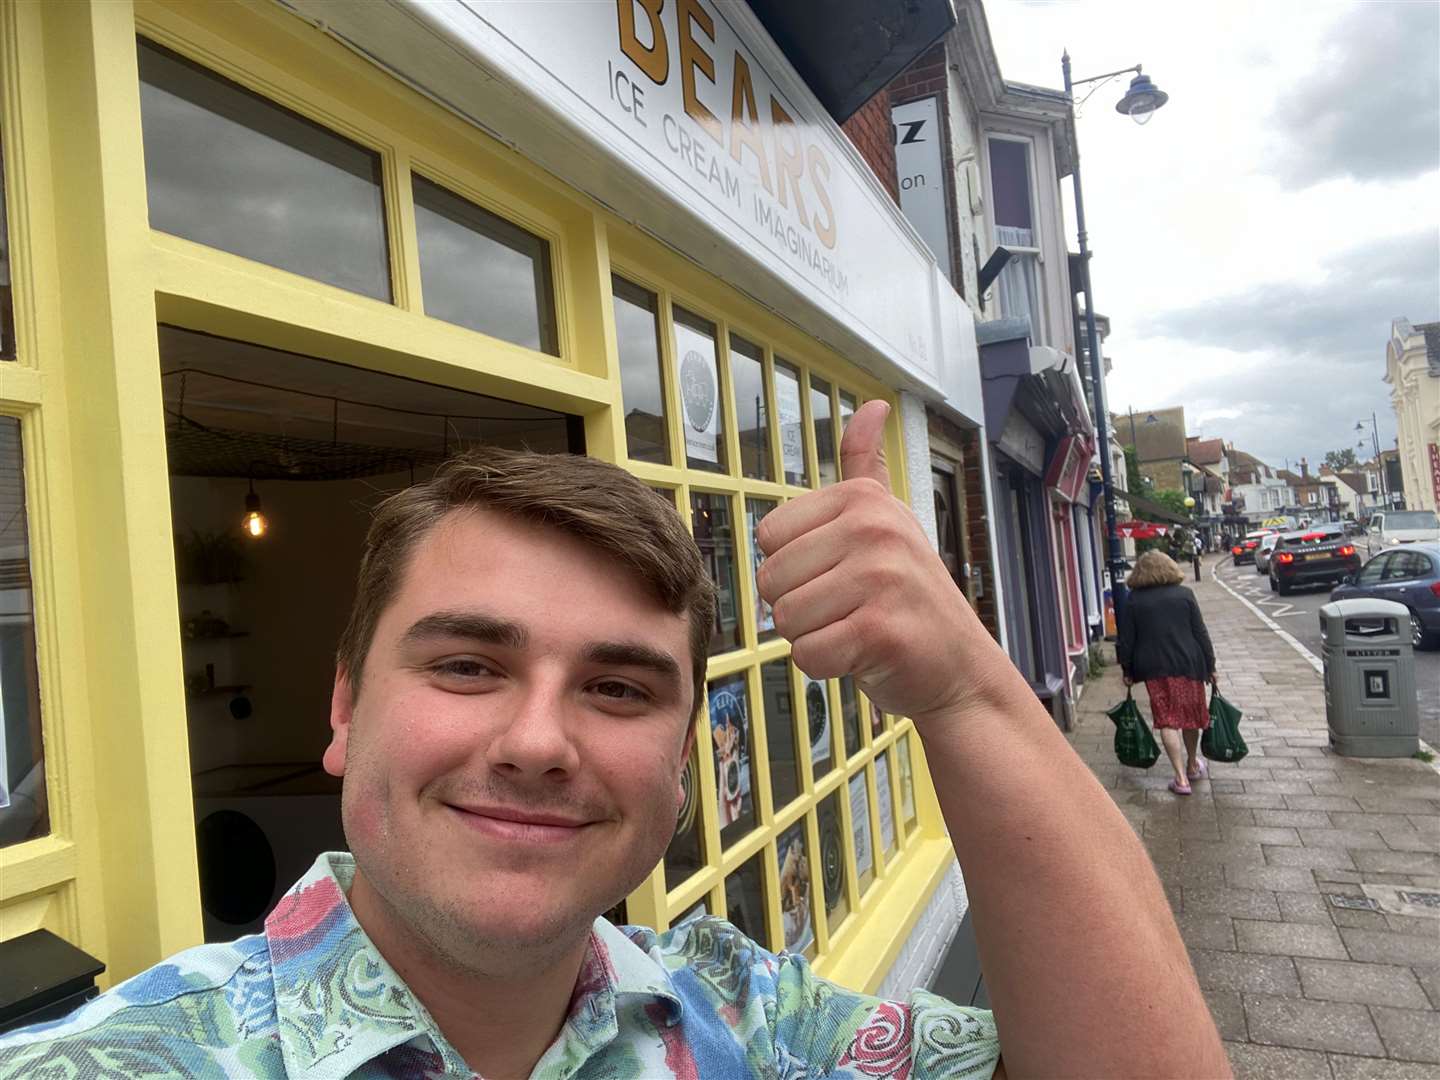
[{"xmin": 1123, "ymin": 490, "xmax": 1192, "ymax": 526}]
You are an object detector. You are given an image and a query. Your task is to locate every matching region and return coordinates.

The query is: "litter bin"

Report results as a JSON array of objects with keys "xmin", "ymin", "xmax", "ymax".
[{"xmin": 1319, "ymin": 599, "xmax": 1419, "ymax": 757}]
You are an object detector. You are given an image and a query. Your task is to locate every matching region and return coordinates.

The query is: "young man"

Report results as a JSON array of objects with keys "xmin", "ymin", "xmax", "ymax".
[{"xmin": 0, "ymin": 403, "xmax": 1227, "ymax": 1078}]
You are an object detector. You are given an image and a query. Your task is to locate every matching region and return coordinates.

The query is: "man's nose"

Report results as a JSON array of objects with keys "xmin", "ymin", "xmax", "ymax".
[{"xmin": 484, "ymin": 680, "xmax": 581, "ymax": 779}]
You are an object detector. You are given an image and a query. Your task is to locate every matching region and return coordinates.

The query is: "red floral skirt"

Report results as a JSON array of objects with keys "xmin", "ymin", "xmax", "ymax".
[{"xmin": 1145, "ymin": 676, "xmax": 1210, "ymax": 730}]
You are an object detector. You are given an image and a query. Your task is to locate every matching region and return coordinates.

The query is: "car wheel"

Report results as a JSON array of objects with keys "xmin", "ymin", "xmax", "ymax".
[
  {"xmin": 1269, "ymin": 575, "xmax": 1278, "ymax": 593},
  {"xmin": 1277, "ymin": 578, "xmax": 1291, "ymax": 596},
  {"xmin": 1410, "ymin": 609, "xmax": 1439, "ymax": 651}
]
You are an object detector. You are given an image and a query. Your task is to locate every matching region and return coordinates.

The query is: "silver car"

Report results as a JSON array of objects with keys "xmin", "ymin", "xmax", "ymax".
[{"xmin": 1254, "ymin": 532, "xmax": 1281, "ymax": 574}]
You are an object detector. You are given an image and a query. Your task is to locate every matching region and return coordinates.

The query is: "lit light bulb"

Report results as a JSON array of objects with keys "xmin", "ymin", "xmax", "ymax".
[{"xmin": 243, "ymin": 486, "xmax": 268, "ymax": 539}]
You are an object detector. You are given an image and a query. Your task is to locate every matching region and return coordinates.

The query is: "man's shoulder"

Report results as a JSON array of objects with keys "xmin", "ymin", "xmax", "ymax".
[{"xmin": 0, "ymin": 935, "xmax": 283, "ymax": 1077}]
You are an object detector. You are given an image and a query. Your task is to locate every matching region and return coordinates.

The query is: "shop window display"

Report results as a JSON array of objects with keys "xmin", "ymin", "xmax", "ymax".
[
  {"xmin": 810, "ymin": 375, "xmax": 838, "ymax": 485},
  {"xmin": 875, "ymin": 750, "xmax": 897, "ymax": 856},
  {"xmin": 760, "ymin": 659, "xmax": 801, "ymax": 811},
  {"xmin": 775, "ymin": 818, "xmax": 815, "ymax": 958},
  {"xmin": 849, "ymin": 771, "xmax": 875, "ymax": 893},
  {"xmin": 723, "ymin": 854, "xmax": 768, "ymax": 946},
  {"xmin": 136, "ymin": 38, "xmax": 390, "ymax": 302},
  {"xmin": 708, "ymin": 673, "xmax": 755, "ymax": 848},
  {"xmin": 745, "ymin": 497, "xmax": 778, "ymax": 644},
  {"xmin": 672, "ymin": 308, "xmax": 727, "ymax": 474},
  {"xmin": 817, "ymin": 789, "xmax": 850, "ymax": 934},
  {"xmin": 663, "ymin": 744, "xmax": 705, "ymax": 891},
  {"xmin": 730, "ymin": 335, "xmax": 772, "ymax": 481},
  {"xmin": 898, "ymin": 734, "xmax": 918, "ymax": 835},
  {"xmin": 614, "ymin": 277, "xmax": 671, "ymax": 464},
  {"xmin": 838, "ymin": 674, "xmax": 861, "ymax": 759},
  {"xmin": 413, "ymin": 174, "xmax": 558, "ymax": 355},
  {"xmin": 773, "ymin": 359, "xmax": 808, "ymax": 486},
  {"xmin": 803, "ymin": 673, "xmax": 833, "ymax": 780},
  {"xmin": 690, "ymin": 491, "xmax": 743, "ymax": 655}
]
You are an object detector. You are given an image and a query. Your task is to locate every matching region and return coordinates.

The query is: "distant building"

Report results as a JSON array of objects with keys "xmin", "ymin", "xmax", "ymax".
[
  {"xmin": 1113, "ymin": 405, "xmax": 1187, "ymax": 491},
  {"xmin": 1386, "ymin": 318, "xmax": 1440, "ymax": 513}
]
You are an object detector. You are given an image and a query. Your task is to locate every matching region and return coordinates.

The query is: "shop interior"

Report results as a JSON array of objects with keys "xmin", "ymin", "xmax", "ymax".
[{"xmin": 160, "ymin": 325, "xmax": 573, "ymax": 940}]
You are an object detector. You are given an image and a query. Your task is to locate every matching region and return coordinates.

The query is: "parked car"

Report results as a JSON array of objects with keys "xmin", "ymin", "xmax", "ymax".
[
  {"xmin": 1269, "ymin": 525, "xmax": 1360, "ymax": 596},
  {"xmin": 1231, "ymin": 529, "xmax": 1272, "ymax": 566},
  {"xmin": 1332, "ymin": 542, "xmax": 1440, "ymax": 650},
  {"xmin": 1362, "ymin": 509, "xmax": 1440, "ymax": 559},
  {"xmin": 1254, "ymin": 533, "xmax": 1281, "ymax": 574}
]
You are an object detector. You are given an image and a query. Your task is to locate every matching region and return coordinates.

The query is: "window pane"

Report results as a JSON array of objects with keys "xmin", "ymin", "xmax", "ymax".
[
  {"xmin": 838, "ymin": 675, "xmax": 861, "ymax": 758},
  {"xmin": 673, "ymin": 899, "xmax": 709, "ymax": 927},
  {"xmin": 988, "ymin": 138, "xmax": 1033, "ymax": 231},
  {"xmin": 691, "ymin": 492, "xmax": 743, "ymax": 655},
  {"xmin": 137, "ymin": 38, "xmax": 390, "ymax": 301},
  {"xmin": 745, "ymin": 497, "xmax": 778, "ymax": 644},
  {"xmin": 875, "ymin": 751, "xmax": 897, "ymax": 855},
  {"xmin": 615, "ymin": 278, "xmax": 671, "ymax": 464},
  {"xmin": 724, "ymin": 853, "xmax": 768, "ymax": 945},
  {"xmin": 818, "ymin": 790, "xmax": 849, "ymax": 933},
  {"xmin": 898, "ymin": 734, "xmax": 918, "ymax": 834},
  {"xmin": 849, "ymin": 772, "xmax": 874, "ymax": 891},
  {"xmin": 731, "ymin": 335, "xmax": 772, "ymax": 480},
  {"xmin": 0, "ymin": 418, "xmax": 46, "ymax": 848},
  {"xmin": 414, "ymin": 174, "xmax": 557, "ymax": 355},
  {"xmin": 709, "ymin": 673, "xmax": 756, "ymax": 848},
  {"xmin": 776, "ymin": 818, "xmax": 816, "ymax": 956},
  {"xmin": 774, "ymin": 359, "xmax": 808, "ymax": 485},
  {"xmin": 664, "ymin": 744, "xmax": 706, "ymax": 890},
  {"xmin": 761, "ymin": 659, "xmax": 800, "ymax": 811},
  {"xmin": 810, "ymin": 376, "xmax": 837, "ymax": 485},
  {"xmin": 673, "ymin": 308, "xmax": 727, "ymax": 473},
  {"xmin": 867, "ymin": 695, "xmax": 884, "ymax": 738},
  {"xmin": 804, "ymin": 674, "xmax": 833, "ymax": 779},
  {"xmin": 838, "ymin": 391, "xmax": 856, "ymax": 469},
  {"xmin": 0, "ymin": 134, "xmax": 14, "ymax": 361}
]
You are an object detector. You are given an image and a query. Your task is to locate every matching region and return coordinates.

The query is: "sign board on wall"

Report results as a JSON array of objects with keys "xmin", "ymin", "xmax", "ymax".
[
  {"xmin": 291, "ymin": 0, "xmax": 957, "ymax": 388},
  {"xmin": 891, "ymin": 97, "xmax": 953, "ymax": 282}
]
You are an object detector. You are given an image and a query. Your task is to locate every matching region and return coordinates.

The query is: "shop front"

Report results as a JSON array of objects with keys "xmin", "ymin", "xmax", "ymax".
[{"xmin": 0, "ymin": 0, "xmax": 983, "ymax": 998}]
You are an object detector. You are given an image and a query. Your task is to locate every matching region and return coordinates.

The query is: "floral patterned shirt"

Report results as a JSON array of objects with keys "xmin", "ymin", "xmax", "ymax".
[{"xmin": 0, "ymin": 853, "xmax": 999, "ymax": 1078}]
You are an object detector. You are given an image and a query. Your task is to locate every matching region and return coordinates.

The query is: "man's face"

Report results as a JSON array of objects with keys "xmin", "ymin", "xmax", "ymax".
[{"xmin": 324, "ymin": 508, "xmax": 695, "ymax": 972}]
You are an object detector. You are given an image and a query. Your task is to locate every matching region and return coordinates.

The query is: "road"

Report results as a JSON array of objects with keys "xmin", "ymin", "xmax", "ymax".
[{"xmin": 1213, "ymin": 557, "xmax": 1440, "ymax": 750}]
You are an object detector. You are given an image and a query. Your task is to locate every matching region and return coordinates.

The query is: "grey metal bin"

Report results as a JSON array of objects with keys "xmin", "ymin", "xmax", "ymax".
[{"xmin": 1319, "ymin": 599, "xmax": 1419, "ymax": 757}]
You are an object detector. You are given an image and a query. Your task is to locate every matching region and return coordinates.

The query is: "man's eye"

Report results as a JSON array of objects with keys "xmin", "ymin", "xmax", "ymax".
[
  {"xmin": 593, "ymin": 680, "xmax": 650, "ymax": 704},
  {"xmin": 431, "ymin": 659, "xmax": 495, "ymax": 680}
]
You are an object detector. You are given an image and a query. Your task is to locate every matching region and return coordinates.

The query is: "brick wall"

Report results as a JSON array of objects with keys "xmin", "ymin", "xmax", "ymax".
[
  {"xmin": 877, "ymin": 861, "xmax": 968, "ymax": 996},
  {"xmin": 841, "ymin": 90, "xmax": 898, "ymax": 203},
  {"xmin": 960, "ymin": 425, "xmax": 1000, "ymax": 640}
]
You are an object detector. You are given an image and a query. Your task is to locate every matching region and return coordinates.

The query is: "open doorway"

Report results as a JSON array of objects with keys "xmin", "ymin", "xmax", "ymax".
[{"xmin": 159, "ymin": 325, "xmax": 576, "ymax": 940}]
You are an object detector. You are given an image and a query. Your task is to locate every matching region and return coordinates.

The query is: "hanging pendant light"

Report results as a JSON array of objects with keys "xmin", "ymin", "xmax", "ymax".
[{"xmin": 242, "ymin": 479, "xmax": 268, "ymax": 539}]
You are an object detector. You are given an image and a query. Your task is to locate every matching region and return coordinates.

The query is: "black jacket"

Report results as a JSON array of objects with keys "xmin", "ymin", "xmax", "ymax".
[{"xmin": 1117, "ymin": 583, "xmax": 1215, "ymax": 683}]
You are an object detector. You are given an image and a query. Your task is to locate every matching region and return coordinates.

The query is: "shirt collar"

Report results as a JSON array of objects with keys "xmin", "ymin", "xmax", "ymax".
[{"xmin": 265, "ymin": 853, "xmax": 682, "ymax": 1078}]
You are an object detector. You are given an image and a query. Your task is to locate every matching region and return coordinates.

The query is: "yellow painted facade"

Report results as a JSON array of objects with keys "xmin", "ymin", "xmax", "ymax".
[{"xmin": 0, "ymin": 0, "xmax": 952, "ymax": 995}]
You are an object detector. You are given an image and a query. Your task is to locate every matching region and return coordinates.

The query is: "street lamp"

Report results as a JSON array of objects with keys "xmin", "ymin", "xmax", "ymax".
[
  {"xmin": 1357, "ymin": 414, "xmax": 1389, "ymax": 509},
  {"xmin": 1064, "ymin": 52, "xmax": 1169, "ymax": 632}
]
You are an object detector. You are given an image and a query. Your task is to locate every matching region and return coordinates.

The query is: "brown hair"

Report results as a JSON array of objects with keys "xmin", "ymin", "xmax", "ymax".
[
  {"xmin": 336, "ymin": 449, "xmax": 716, "ymax": 714},
  {"xmin": 1127, "ymin": 549, "xmax": 1185, "ymax": 590}
]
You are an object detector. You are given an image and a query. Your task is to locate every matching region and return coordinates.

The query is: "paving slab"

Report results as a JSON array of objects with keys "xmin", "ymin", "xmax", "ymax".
[
  {"xmin": 1204, "ymin": 987, "xmax": 1249, "ymax": 1041},
  {"xmin": 1191, "ymin": 949, "xmax": 1302, "ymax": 995},
  {"xmin": 1295, "ymin": 958, "xmax": 1432, "ymax": 1009},
  {"xmin": 1328, "ymin": 1054, "xmax": 1440, "ymax": 1079},
  {"xmin": 1224, "ymin": 1041, "xmax": 1330, "ymax": 1079},
  {"xmin": 1371, "ymin": 1005, "xmax": 1440, "ymax": 1063},
  {"xmin": 1242, "ymin": 993, "xmax": 1385, "ymax": 1055},
  {"xmin": 1235, "ymin": 919, "xmax": 1349, "ymax": 959},
  {"xmin": 1184, "ymin": 885, "xmax": 1283, "ymax": 921},
  {"xmin": 1341, "ymin": 928, "xmax": 1440, "ymax": 967}
]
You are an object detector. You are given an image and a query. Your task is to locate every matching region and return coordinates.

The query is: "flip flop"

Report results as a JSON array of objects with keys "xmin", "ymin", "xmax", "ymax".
[
  {"xmin": 1188, "ymin": 759, "xmax": 1208, "ymax": 781},
  {"xmin": 1168, "ymin": 779, "xmax": 1192, "ymax": 796}
]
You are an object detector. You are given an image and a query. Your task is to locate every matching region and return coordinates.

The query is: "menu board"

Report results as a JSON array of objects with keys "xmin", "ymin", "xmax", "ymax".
[
  {"xmin": 675, "ymin": 319, "xmax": 719, "ymax": 464},
  {"xmin": 775, "ymin": 362, "xmax": 805, "ymax": 479},
  {"xmin": 849, "ymin": 773, "xmax": 873, "ymax": 879}
]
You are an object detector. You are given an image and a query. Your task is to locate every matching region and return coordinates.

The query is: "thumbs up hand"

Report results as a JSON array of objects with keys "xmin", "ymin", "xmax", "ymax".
[{"xmin": 755, "ymin": 400, "xmax": 995, "ymax": 726}]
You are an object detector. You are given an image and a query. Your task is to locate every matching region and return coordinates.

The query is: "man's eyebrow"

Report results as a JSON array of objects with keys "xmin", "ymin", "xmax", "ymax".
[
  {"xmin": 582, "ymin": 641, "xmax": 683, "ymax": 687},
  {"xmin": 400, "ymin": 612, "xmax": 529, "ymax": 650}
]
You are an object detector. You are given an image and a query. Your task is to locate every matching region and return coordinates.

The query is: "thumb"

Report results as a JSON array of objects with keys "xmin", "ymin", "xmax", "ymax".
[{"xmin": 840, "ymin": 399, "xmax": 892, "ymax": 489}]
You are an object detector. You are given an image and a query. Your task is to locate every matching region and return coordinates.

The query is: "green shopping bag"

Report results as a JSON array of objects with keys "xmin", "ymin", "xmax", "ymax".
[
  {"xmin": 1202, "ymin": 687, "xmax": 1249, "ymax": 763},
  {"xmin": 1108, "ymin": 690, "xmax": 1160, "ymax": 769}
]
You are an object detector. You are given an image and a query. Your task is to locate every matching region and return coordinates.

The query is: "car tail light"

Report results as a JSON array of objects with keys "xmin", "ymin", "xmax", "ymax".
[
  {"xmin": 1276, "ymin": 552, "xmax": 1295, "ymax": 564},
  {"xmin": 1246, "ymin": 540, "xmax": 1258, "ymax": 549},
  {"xmin": 1431, "ymin": 581, "xmax": 1440, "ymax": 599},
  {"xmin": 1338, "ymin": 545, "xmax": 1355, "ymax": 557},
  {"xmin": 1232, "ymin": 546, "xmax": 1243, "ymax": 555}
]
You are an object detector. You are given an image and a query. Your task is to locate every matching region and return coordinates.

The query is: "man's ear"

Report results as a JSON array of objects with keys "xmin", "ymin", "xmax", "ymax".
[
  {"xmin": 677, "ymin": 715, "xmax": 698, "ymax": 809},
  {"xmin": 323, "ymin": 666, "xmax": 356, "ymax": 778}
]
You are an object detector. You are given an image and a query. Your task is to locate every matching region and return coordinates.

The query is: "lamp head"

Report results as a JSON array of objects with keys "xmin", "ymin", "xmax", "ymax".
[{"xmin": 1115, "ymin": 72, "xmax": 1169, "ymax": 125}]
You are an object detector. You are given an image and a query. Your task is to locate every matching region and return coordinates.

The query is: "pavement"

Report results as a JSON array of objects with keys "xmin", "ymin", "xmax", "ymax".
[
  {"xmin": 1069, "ymin": 554, "xmax": 1440, "ymax": 1079},
  {"xmin": 1212, "ymin": 557, "xmax": 1440, "ymax": 749}
]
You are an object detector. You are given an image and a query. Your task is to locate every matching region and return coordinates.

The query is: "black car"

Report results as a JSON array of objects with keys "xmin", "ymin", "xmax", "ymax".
[
  {"xmin": 1231, "ymin": 529, "xmax": 1271, "ymax": 566},
  {"xmin": 1269, "ymin": 526, "xmax": 1361, "ymax": 595}
]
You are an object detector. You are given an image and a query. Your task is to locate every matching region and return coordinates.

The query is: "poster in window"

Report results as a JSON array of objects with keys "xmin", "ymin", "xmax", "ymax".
[
  {"xmin": 674, "ymin": 320, "xmax": 719, "ymax": 464},
  {"xmin": 776, "ymin": 363, "xmax": 805, "ymax": 479},
  {"xmin": 777, "ymin": 820, "xmax": 814, "ymax": 955},
  {"xmin": 804, "ymin": 674, "xmax": 832, "ymax": 773},
  {"xmin": 746, "ymin": 499, "xmax": 776, "ymax": 636},
  {"xmin": 876, "ymin": 751, "xmax": 896, "ymax": 854},
  {"xmin": 709, "ymin": 675, "xmax": 754, "ymax": 842},
  {"xmin": 849, "ymin": 772, "xmax": 873, "ymax": 879},
  {"xmin": 818, "ymin": 790, "xmax": 849, "ymax": 931},
  {"xmin": 898, "ymin": 735, "xmax": 917, "ymax": 828}
]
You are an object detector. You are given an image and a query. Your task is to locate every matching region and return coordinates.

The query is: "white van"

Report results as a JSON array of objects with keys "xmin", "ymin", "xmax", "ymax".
[{"xmin": 1364, "ymin": 509, "xmax": 1440, "ymax": 558}]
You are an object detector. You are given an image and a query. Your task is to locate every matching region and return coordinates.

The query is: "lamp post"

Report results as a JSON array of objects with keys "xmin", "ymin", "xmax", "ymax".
[
  {"xmin": 1357, "ymin": 413, "xmax": 1388, "ymax": 511},
  {"xmin": 1064, "ymin": 53, "xmax": 1169, "ymax": 632}
]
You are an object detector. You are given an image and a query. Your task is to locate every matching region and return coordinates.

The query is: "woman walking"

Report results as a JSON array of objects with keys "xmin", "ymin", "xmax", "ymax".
[{"xmin": 1118, "ymin": 550, "xmax": 1218, "ymax": 795}]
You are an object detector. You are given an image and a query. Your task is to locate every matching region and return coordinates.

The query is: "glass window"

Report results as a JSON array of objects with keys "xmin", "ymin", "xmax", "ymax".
[
  {"xmin": 673, "ymin": 308, "xmax": 727, "ymax": 473},
  {"xmin": 898, "ymin": 734, "xmax": 918, "ymax": 834},
  {"xmin": 745, "ymin": 498, "xmax": 778, "ymax": 644},
  {"xmin": 774, "ymin": 359, "xmax": 808, "ymax": 486},
  {"xmin": 818, "ymin": 789, "xmax": 849, "ymax": 933},
  {"xmin": 414, "ymin": 174, "xmax": 558, "ymax": 354},
  {"xmin": 875, "ymin": 750, "xmax": 897, "ymax": 856},
  {"xmin": 868, "ymin": 695, "xmax": 884, "ymax": 738},
  {"xmin": 709, "ymin": 673, "xmax": 756, "ymax": 848},
  {"xmin": 664, "ymin": 744, "xmax": 706, "ymax": 890},
  {"xmin": 691, "ymin": 492, "xmax": 743, "ymax": 655},
  {"xmin": 987, "ymin": 137, "xmax": 1042, "ymax": 341},
  {"xmin": 731, "ymin": 335, "xmax": 772, "ymax": 481},
  {"xmin": 724, "ymin": 853, "xmax": 768, "ymax": 945},
  {"xmin": 673, "ymin": 898, "xmax": 709, "ymax": 927},
  {"xmin": 0, "ymin": 418, "xmax": 46, "ymax": 848},
  {"xmin": 0, "ymin": 136, "xmax": 14, "ymax": 361},
  {"xmin": 776, "ymin": 818, "xmax": 816, "ymax": 957},
  {"xmin": 761, "ymin": 659, "xmax": 801, "ymax": 811},
  {"xmin": 849, "ymin": 771, "xmax": 874, "ymax": 892},
  {"xmin": 838, "ymin": 391, "xmax": 856, "ymax": 469},
  {"xmin": 804, "ymin": 674, "xmax": 833, "ymax": 780},
  {"xmin": 136, "ymin": 38, "xmax": 390, "ymax": 301},
  {"xmin": 810, "ymin": 375, "xmax": 837, "ymax": 485},
  {"xmin": 838, "ymin": 675, "xmax": 861, "ymax": 758},
  {"xmin": 615, "ymin": 278, "xmax": 671, "ymax": 464}
]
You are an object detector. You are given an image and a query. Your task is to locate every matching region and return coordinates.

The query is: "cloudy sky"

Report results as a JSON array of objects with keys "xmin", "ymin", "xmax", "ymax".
[{"xmin": 985, "ymin": 0, "xmax": 1440, "ymax": 474}]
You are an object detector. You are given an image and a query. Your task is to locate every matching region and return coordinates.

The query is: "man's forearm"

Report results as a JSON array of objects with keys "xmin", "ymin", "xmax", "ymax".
[{"xmin": 915, "ymin": 642, "xmax": 1228, "ymax": 1078}]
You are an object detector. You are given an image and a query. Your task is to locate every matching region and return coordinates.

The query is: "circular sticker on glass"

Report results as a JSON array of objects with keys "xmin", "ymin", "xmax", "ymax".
[{"xmin": 681, "ymin": 349, "xmax": 716, "ymax": 433}]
